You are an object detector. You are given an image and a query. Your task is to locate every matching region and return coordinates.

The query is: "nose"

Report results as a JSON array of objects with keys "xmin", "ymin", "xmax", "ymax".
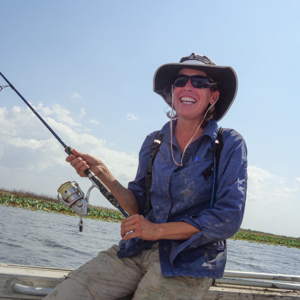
[{"xmin": 183, "ymin": 78, "xmax": 193, "ymax": 90}]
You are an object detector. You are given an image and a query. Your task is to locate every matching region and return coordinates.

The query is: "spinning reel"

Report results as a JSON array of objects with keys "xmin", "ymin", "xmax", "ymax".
[{"xmin": 57, "ymin": 181, "xmax": 98, "ymax": 231}]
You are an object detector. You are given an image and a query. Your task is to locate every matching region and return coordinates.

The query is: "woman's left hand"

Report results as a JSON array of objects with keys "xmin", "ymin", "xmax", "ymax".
[{"xmin": 121, "ymin": 214, "xmax": 159, "ymax": 241}]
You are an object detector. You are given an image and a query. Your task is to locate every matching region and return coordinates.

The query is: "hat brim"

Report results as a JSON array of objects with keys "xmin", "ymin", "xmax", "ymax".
[{"xmin": 153, "ymin": 63, "xmax": 238, "ymax": 122}]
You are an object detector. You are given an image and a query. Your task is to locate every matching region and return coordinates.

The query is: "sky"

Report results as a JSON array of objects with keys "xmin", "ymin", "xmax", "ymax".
[{"xmin": 0, "ymin": 0, "xmax": 299, "ymax": 238}]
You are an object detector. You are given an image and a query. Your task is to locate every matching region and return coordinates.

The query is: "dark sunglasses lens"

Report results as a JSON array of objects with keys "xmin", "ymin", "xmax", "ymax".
[
  {"xmin": 174, "ymin": 77, "xmax": 188, "ymax": 87},
  {"xmin": 191, "ymin": 77, "xmax": 210, "ymax": 88},
  {"xmin": 174, "ymin": 76, "xmax": 211, "ymax": 88}
]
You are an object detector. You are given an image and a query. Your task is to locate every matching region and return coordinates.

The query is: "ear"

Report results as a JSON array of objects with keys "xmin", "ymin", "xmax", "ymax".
[{"xmin": 210, "ymin": 90, "xmax": 220, "ymax": 105}]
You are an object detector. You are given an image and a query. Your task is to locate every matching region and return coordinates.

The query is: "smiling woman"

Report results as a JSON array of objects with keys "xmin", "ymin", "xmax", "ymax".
[
  {"xmin": 167, "ymin": 68, "xmax": 220, "ymax": 165},
  {"xmin": 175, "ymin": 70, "xmax": 218, "ymax": 118},
  {"xmin": 43, "ymin": 53, "xmax": 247, "ymax": 300}
]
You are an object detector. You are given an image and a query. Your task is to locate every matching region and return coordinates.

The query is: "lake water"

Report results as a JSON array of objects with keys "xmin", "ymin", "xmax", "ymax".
[{"xmin": 0, "ymin": 205, "xmax": 299, "ymax": 275}]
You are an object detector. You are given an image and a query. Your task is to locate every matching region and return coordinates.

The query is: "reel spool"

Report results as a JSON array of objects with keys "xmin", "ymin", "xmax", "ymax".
[{"xmin": 57, "ymin": 181, "xmax": 98, "ymax": 231}]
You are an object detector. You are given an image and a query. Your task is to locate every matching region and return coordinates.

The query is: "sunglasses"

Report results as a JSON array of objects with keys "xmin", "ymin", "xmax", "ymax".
[{"xmin": 173, "ymin": 75, "xmax": 217, "ymax": 89}]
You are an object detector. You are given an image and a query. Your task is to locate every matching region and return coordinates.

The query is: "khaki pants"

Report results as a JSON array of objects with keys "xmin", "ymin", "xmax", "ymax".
[{"xmin": 43, "ymin": 243, "xmax": 212, "ymax": 300}]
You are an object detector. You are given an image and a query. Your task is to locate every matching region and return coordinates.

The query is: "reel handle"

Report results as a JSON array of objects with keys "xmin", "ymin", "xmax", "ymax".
[{"xmin": 64, "ymin": 146, "xmax": 129, "ymax": 217}]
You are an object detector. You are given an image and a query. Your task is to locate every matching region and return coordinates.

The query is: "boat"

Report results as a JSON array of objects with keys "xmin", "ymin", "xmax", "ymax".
[{"xmin": 1, "ymin": 263, "xmax": 300, "ymax": 299}]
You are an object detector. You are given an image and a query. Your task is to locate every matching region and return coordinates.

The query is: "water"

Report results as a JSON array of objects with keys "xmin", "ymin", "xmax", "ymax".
[
  {"xmin": 0, "ymin": 205, "xmax": 121, "ymax": 269},
  {"xmin": 0, "ymin": 205, "xmax": 299, "ymax": 275}
]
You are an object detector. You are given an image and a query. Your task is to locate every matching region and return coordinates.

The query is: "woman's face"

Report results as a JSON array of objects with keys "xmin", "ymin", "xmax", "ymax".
[{"xmin": 173, "ymin": 68, "xmax": 219, "ymax": 122}]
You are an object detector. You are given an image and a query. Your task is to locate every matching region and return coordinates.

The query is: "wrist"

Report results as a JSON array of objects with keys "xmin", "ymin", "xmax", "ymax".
[
  {"xmin": 155, "ymin": 223, "xmax": 164, "ymax": 240},
  {"xmin": 97, "ymin": 167, "xmax": 112, "ymax": 183}
]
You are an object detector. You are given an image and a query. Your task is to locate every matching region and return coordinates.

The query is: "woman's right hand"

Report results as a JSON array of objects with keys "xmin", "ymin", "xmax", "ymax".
[
  {"xmin": 66, "ymin": 149, "xmax": 107, "ymax": 178},
  {"xmin": 67, "ymin": 149, "xmax": 139, "ymax": 216}
]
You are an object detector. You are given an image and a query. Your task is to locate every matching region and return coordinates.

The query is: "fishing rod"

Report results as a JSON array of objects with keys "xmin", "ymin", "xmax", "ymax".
[{"xmin": 0, "ymin": 72, "xmax": 129, "ymax": 231}]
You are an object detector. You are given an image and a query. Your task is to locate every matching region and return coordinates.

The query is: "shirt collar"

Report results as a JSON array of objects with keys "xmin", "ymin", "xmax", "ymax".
[
  {"xmin": 160, "ymin": 119, "xmax": 219, "ymax": 144},
  {"xmin": 201, "ymin": 119, "xmax": 219, "ymax": 141}
]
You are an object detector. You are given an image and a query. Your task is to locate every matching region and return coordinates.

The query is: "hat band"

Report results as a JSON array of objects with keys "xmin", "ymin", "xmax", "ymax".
[{"xmin": 181, "ymin": 59, "xmax": 207, "ymax": 66}]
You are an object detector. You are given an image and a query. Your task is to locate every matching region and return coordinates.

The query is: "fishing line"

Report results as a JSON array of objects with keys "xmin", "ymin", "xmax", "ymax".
[
  {"xmin": 0, "ymin": 85, "xmax": 10, "ymax": 91},
  {"xmin": 0, "ymin": 72, "xmax": 129, "ymax": 231}
]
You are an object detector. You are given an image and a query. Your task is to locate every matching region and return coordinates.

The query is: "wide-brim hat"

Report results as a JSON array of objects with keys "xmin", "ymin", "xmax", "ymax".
[{"xmin": 153, "ymin": 53, "xmax": 238, "ymax": 121}]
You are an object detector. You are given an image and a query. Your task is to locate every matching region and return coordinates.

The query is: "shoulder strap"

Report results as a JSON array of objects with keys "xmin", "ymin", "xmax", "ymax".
[
  {"xmin": 215, "ymin": 127, "xmax": 224, "ymax": 169},
  {"xmin": 144, "ymin": 132, "xmax": 164, "ymax": 216},
  {"xmin": 210, "ymin": 127, "xmax": 224, "ymax": 209}
]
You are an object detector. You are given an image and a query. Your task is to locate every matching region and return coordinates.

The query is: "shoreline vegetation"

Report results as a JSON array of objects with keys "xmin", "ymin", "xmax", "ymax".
[{"xmin": 1, "ymin": 189, "xmax": 299, "ymax": 249}]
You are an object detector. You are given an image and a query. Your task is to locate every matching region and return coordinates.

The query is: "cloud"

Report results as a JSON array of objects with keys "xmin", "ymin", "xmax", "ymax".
[
  {"xmin": 0, "ymin": 104, "xmax": 138, "ymax": 209},
  {"xmin": 7, "ymin": 137, "xmax": 46, "ymax": 150},
  {"xmin": 127, "ymin": 113, "xmax": 139, "ymax": 121},
  {"xmin": 51, "ymin": 103, "xmax": 82, "ymax": 127},
  {"xmin": 295, "ymin": 178, "xmax": 300, "ymax": 184},
  {"xmin": 23, "ymin": 102, "xmax": 82, "ymax": 128},
  {"xmin": 80, "ymin": 108, "xmax": 86, "ymax": 118},
  {"xmin": 247, "ymin": 166, "xmax": 299, "ymax": 202},
  {"xmin": 242, "ymin": 165, "xmax": 300, "ymax": 237},
  {"xmin": 89, "ymin": 118, "xmax": 100, "ymax": 125},
  {"xmin": 71, "ymin": 93, "xmax": 81, "ymax": 99}
]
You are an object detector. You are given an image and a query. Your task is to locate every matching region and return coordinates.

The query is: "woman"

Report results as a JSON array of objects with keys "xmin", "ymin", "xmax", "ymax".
[{"xmin": 44, "ymin": 53, "xmax": 247, "ymax": 300}]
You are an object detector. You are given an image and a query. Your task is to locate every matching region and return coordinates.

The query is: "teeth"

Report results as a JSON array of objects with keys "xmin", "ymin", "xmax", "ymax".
[{"xmin": 180, "ymin": 97, "xmax": 196, "ymax": 104}]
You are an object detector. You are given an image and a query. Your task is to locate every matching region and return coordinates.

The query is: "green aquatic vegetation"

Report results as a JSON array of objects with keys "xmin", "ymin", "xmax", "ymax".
[
  {"xmin": 232, "ymin": 231, "xmax": 300, "ymax": 249},
  {"xmin": 88, "ymin": 206, "xmax": 124, "ymax": 221},
  {"xmin": 0, "ymin": 192, "xmax": 125, "ymax": 223}
]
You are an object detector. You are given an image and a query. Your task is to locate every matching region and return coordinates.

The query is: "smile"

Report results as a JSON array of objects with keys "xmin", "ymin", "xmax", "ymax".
[{"xmin": 180, "ymin": 97, "xmax": 196, "ymax": 104}]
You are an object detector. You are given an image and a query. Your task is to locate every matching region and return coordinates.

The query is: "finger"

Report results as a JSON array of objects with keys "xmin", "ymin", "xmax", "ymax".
[
  {"xmin": 121, "ymin": 222, "xmax": 142, "ymax": 238},
  {"xmin": 121, "ymin": 229, "xmax": 132, "ymax": 239},
  {"xmin": 75, "ymin": 162, "xmax": 90, "ymax": 174},
  {"xmin": 120, "ymin": 221, "xmax": 142, "ymax": 236},
  {"xmin": 68, "ymin": 157, "xmax": 89, "ymax": 175},
  {"xmin": 121, "ymin": 217, "xmax": 134, "ymax": 227},
  {"xmin": 120, "ymin": 217, "xmax": 138, "ymax": 231},
  {"xmin": 121, "ymin": 214, "xmax": 140, "ymax": 225},
  {"xmin": 69, "ymin": 156, "xmax": 86, "ymax": 167},
  {"xmin": 72, "ymin": 149, "xmax": 94, "ymax": 164},
  {"xmin": 122, "ymin": 231, "xmax": 142, "ymax": 241},
  {"xmin": 120, "ymin": 215, "xmax": 144, "ymax": 236},
  {"xmin": 65, "ymin": 148, "xmax": 83, "ymax": 161},
  {"xmin": 72, "ymin": 148, "xmax": 85, "ymax": 158},
  {"xmin": 66, "ymin": 154, "xmax": 76, "ymax": 162},
  {"xmin": 120, "ymin": 222, "xmax": 136, "ymax": 237}
]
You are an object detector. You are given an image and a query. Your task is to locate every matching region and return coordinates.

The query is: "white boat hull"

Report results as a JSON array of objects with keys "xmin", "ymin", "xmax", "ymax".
[{"xmin": 1, "ymin": 263, "xmax": 300, "ymax": 299}]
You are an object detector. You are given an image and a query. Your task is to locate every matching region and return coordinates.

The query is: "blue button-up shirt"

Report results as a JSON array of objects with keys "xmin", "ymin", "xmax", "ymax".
[{"xmin": 118, "ymin": 120, "xmax": 247, "ymax": 279}]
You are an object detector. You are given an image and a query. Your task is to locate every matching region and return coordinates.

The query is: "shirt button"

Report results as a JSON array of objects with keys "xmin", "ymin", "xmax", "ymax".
[
  {"xmin": 229, "ymin": 180, "xmax": 233, "ymax": 184},
  {"xmin": 165, "ymin": 176, "xmax": 168, "ymax": 180}
]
